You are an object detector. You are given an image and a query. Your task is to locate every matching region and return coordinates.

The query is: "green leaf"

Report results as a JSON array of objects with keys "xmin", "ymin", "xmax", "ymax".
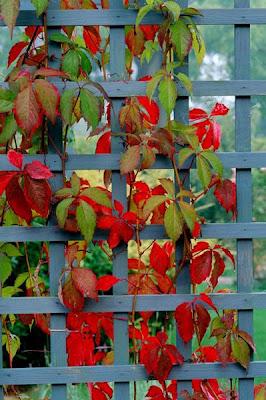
[
  {"xmin": 231, "ymin": 334, "xmax": 250, "ymax": 369},
  {"xmin": 0, "ymin": 254, "xmax": 12, "ymax": 284},
  {"xmin": 196, "ymin": 155, "xmax": 212, "ymax": 188},
  {"xmin": 120, "ymin": 145, "xmax": 140, "ymax": 174},
  {"xmin": 80, "ymin": 88, "xmax": 101, "ymax": 130},
  {"xmin": 146, "ymin": 70, "xmax": 164, "ymax": 100},
  {"xmin": 191, "ymin": 26, "xmax": 206, "ymax": 64},
  {"xmin": 143, "ymin": 195, "xmax": 166, "ymax": 220},
  {"xmin": 6, "ymin": 334, "xmax": 20, "ymax": 363},
  {"xmin": 136, "ymin": 4, "xmax": 152, "ymax": 26},
  {"xmin": 2, "ymin": 286, "xmax": 22, "ymax": 297},
  {"xmin": 178, "ymin": 147, "xmax": 194, "ymax": 167},
  {"xmin": 78, "ymin": 49, "xmax": 92, "ymax": 76},
  {"xmin": 178, "ymin": 200, "xmax": 197, "ymax": 232},
  {"xmin": 159, "ymin": 178, "xmax": 175, "ymax": 199},
  {"xmin": 177, "ymin": 72, "xmax": 192, "ymax": 94},
  {"xmin": 158, "ymin": 76, "xmax": 177, "ymax": 116},
  {"xmin": 80, "ymin": 187, "xmax": 112, "ymax": 208},
  {"xmin": 164, "ymin": 202, "xmax": 183, "ymax": 242},
  {"xmin": 0, "ymin": 114, "xmax": 17, "ymax": 145},
  {"xmin": 201, "ymin": 150, "xmax": 223, "ymax": 177},
  {"xmin": 31, "ymin": 0, "xmax": 48, "ymax": 16},
  {"xmin": 0, "ymin": 89, "xmax": 16, "ymax": 112},
  {"xmin": 163, "ymin": 1, "xmax": 181, "ymax": 20},
  {"xmin": 56, "ymin": 198, "xmax": 73, "ymax": 228},
  {"xmin": 60, "ymin": 88, "xmax": 75, "ymax": 125},
  {"xmin": 76, "ymin": 201, "xmax": 96, "ymax": 242},
  {"xmin": 1, "ymin": 243, "xmax": 21, "ymax": 256},
  {"xmin": 170, "ymin": 20, "xmax": 192, "ymax": 62},
  {"xmin": 14, "ymin": 272, "xmax": 29, "ymax": 288},
  {"xmin": 62, "ymin": 49, "xmax": 80, "ymax": 79},
  {"xmin": 50, "ymin": 32, "xmax": 73, "ymax": 45},
  {"xmin": 71, "ymin": 172, "xmax": 80, "ymax": 196},
  {"xmin": 0, "ymin": 0, "xmax": 20, "ymax": 37}
]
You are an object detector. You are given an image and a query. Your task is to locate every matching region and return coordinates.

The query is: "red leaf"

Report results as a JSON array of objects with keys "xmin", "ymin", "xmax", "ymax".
[
  {"xmin": 7, "ymin": 150, "xmax": 23, "ymax": 169},
  {"xmin": 72, "ymin": 268, "xmax": 98, "ymax": 300},
  {"xmin": 175, "ymin": 302, "xmax": 194, "ymax": 343},
  {"xmin": 199, "ymin": 293, "xmax": 218, "ymax": 314},
  {"xmin": 83, "ymin": 26, "xmax": 101, "ymax": 54},
  {"xmin": 14, "ymin": 84, "xmax": 43, "ymax": 134},
  {"xmin": 97, "ymin": 215, "xmax": 117, "ymax": 229},
  {"xmin": 35, "ymin": 314, "xmax": 50, "ymax": 335},
  {"xmin": 61, "ymin": 274, "xmax": 85, "ymax": 312},
  {"xmin": 192, "ymin": 241, "xmax": 210, "ymax": 254},
  {"xmin": 149, "ymin": 242, "xmax": 170, "ymax": 274},
  {"xmin": 6, "ymin": 175, "xmax": 32, "ymax": 223},
  {"xmin": 24, "ymin": 160, "xmax": 53, "ymax": 179},
  {"xmin": 137, "ymin": 96, "xmax": 160, "ymax": 126},
  {"xmin": 214, "ymin": 179, "xmax": 236, "ymax": 218},
  {"xmin": 189, "ymin": 108, "xmax": 208, "ymax": 121},
  {"xmin": 210, "ymin": 103, "xmax": 229, "ymax": 116},
  {"xmin": 96, "ymin": 275, "xmax": 120, "ymax": 291},
  {"xmin": 8, "ymin": 41, "xmax": 28, "ymax": 67},
  {"xmin": 145, "ymin": 386, "xmax": 165, "ymax": 400},
  {"xmin": 24, "ymin": 175, "xmax": 52, "ymax": 218},
  {"xmin": 95, "ymin": 131, "xmax": 111, "ymax": 154},
  {"xmin": 140, "ymin": 332, "xmax": 183, "ymax": 381},
  {"xmin": 210, "ymin": 252, "xmax": 225, "ymax": 289},
  {"xmin": 194, "ymin": 303, "xmax": 210, "ymax": 342},
  {"xmin": 190, "ymin": 250, "xmax": 212, "ymax": 284},
  {"xmin": 0, "ymin": 172, "xmax": 16, "ymax": 195}
]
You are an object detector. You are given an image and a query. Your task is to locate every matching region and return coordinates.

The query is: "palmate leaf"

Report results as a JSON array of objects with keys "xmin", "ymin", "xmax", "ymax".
[
  {"xmin": 60, "ymin": 89, "xmax": 76, "ymax": 125},
  {"xmin": 56, "ymin": 198, "xmax": 74, "ymax": 228}
]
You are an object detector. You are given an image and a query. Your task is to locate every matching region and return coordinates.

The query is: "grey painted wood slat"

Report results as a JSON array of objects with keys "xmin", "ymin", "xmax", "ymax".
[
  {"xmin": 47, "ymin": 3, "xmax": 67, "ymax": 398},
  {"xmin": 0, "ymin": 152, "xmax": 266, "ymax": 171},
  {"xmin": 110, "ymin": 1, "xmax": 130, "ymax": 398},
  {"xmin": 3, "ymin": 79, "xmax": 266, "ymax": 96},
  {"xmin": 174, "ymin": 0, "xmax": 191, "ymax": 391},
  {"xmin": 1, "ymin": 361, "xmax": 266, "ymax": 385},
  {"xmin": 235, "ymin": 0, "xmax": 254, "ymax": 398},
  {"xmin": 1, "ymin": 291, "xmax": 266, "ymax": 316},
  {"xmin": 4, "ymin": 8, "xmax": 266, "ymax": 27},
  {"xmin": 0, "ymin": 222, "xmax": 264, "ymax": 242}
]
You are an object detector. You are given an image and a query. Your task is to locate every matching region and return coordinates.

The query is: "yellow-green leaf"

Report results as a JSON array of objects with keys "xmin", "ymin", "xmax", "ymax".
[{"xmin": 164, "ymin": 202, "xmax": 183, "ymax": 242}]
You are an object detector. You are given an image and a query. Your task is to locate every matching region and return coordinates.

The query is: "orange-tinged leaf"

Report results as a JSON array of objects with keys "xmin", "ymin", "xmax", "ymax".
[
  {"xmin": 120, "ymin": 145, "xmax": 140, "ymax": 174},
  {"xmin": 34, "ymin": 79, "xmax": 60, "ymax": 124},
  {"xmin": 14, "ymin": 84, "xmax": 42, "ymax": 134},
  {"xmin": 61, "ymin": 274, "xmax": 84, "ymax": 312},
  {"xmin": 0, "ymin": 0, "xmax": 20, "ymax": 37},
  {"xmin": 72, "ymin": 268, "xmax": 98, "ymax": 300}
]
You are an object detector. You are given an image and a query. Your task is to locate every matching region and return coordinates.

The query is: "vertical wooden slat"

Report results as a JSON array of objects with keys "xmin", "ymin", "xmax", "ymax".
[
  {"xmin": 47, "ymin": 2, "xmax": 67, "ymax": 399},
  {"xmin": 234, "ymin": 0, "xmax": 254, "ymax": 399},
  {"xmin": 110, "ymin": 1, "xmax": 130, "ymax": 399},
  {"xmin": 174, "ymin": 0, "xmax": 191, "ymax": 396}
]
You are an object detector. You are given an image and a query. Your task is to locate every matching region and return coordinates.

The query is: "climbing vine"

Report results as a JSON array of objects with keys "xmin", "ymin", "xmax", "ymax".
[{"xmin": 0, "ymin": 1, "xmax": 261, "ymax": 399}]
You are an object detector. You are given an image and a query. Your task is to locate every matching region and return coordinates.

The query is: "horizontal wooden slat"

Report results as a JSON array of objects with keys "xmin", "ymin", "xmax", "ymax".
[
  {"xmin": 0, "ymin": 152, "xmax": 265, "ymax": 172},
  {"xmin": 1, "ymin": 361, "xmax": 266, "ymax": 385},
  {"xmin": 0, "ymin": 292, "xmax": 265, "ymax": 314},
  {"xmin": 0, "ymin": 223, "xmax": 264, "ymax": 242},
  {"xmin": 2, "ymin": 9, "xmax": 266, "ymax": 27},
  {"xmin": 2, "ymin": 80, "xmax": 266, "ymax": 97}
]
